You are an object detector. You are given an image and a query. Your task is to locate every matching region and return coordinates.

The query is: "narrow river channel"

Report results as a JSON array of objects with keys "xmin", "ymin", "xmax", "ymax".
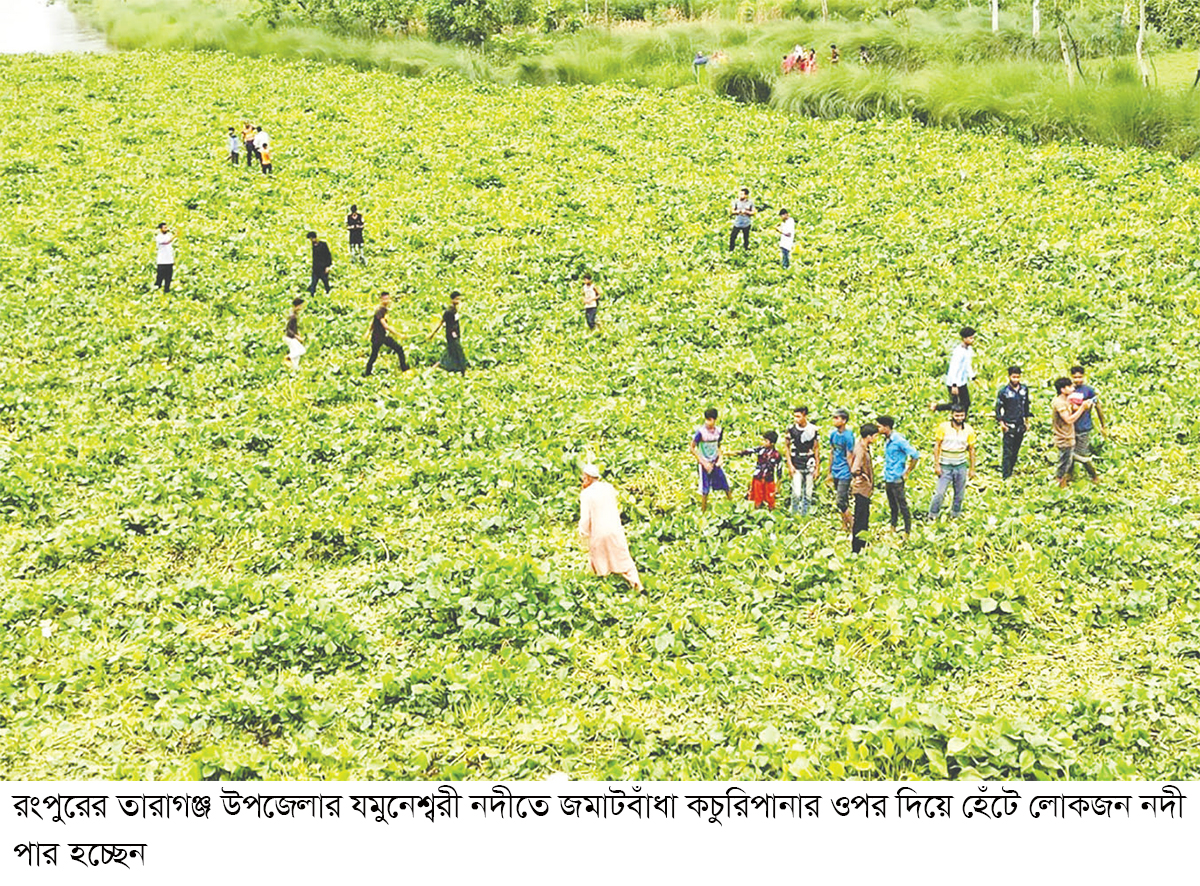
[{"xmin": 1, "ymin": 0, "xmax": 110, "ymax": 54}]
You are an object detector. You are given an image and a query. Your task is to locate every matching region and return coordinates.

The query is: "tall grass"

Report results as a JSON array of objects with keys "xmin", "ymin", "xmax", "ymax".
[
  {"xmin": 773, "ymin": 59, "xmax": 1200, "ymax": 156},
  {"xmin": 69, "ymin": 0, "xmax": 1200, "ymax": 156}
]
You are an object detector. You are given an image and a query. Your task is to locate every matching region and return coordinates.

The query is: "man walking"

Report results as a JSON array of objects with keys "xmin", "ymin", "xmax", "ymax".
[
  {"xmin": 928, "ymin": 404, "xmax": 976, "ymax": 519},
  {"xmin": 363, "ymin": 291, "xmax": 409, "ymax": 377},
  {"xmin": 995, "ymin": 365, "xmax": 1031, "ymax": 479},
  {"xmin": 931, "ymin": 327, "xmax": 977, "ymax": 414},
  {"xmin": 827, "ymin": 408, "xmax": 856, "ymax": 533},
  {"xmin": 283, "ymin": 297, "xmax": 306, "ymax": 370},
  {"xmin": 346, "ymin": 205, "xmax": 366, "ymax": 266},
  {"xmin": 307, "ymin": 231, "xmax": 332, "ymax": 295},
  {"xmin": 578, "ymin": 464, "xmax": 643, "ymax": 591},
  {"xmin": 850, "ymin": 423, "xmax": 879, "ymax": 554},
  {"xmin": 785, "ymin": 406, "xmax": 820, "ymax": 515},
  {"xmin": 877, "ymin": 415, "xmax": 919, "ymax": 536},
  {"xmin": 729, "ymin": 187, "xmax": 755, "ymax": 251},
  {"xmin": 154, "ymin": 222, "xmax": 175, "ymax": 293},
  {"xmin": 1051, "ymin": 377, "xmax": 1093, "ymax": 488},
  {"xmin": 1069, "ymin": 365, "xmax": 1105, "ymax": 483}
]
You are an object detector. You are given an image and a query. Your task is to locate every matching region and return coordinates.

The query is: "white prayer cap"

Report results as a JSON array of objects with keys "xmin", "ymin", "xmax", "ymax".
[{"xmin": 581, "ymin": 463, "xmax": 600, "ymax": 478}]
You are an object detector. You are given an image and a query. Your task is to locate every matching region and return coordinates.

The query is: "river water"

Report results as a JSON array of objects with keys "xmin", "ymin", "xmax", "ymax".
[{"xmin": 1, "ymin": 0, "xmax": 110, "ymax": 54}]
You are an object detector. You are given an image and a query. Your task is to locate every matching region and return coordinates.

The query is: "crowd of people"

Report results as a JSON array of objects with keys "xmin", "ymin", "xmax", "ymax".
[{"xmin": 157, "ymin": 148, "xmax": 1111, "ymax": 585}]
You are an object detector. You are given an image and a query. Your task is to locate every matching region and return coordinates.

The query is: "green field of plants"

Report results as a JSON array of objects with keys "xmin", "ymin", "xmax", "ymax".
[
  {"xmin": 4, "ymin": 50, "xmax": 1200, "ymax": 780},
  {"xmin": 72, "ymin": 0, "xmax": 1200, "ymax": 156}
]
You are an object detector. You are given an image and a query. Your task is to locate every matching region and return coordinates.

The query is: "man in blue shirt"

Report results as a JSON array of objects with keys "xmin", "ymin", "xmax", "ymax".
[
  {"xmin": 827, "ymin": 408, "xmax": 856, "ymax": 533},
  {"xmin": 994, "ymin": 365, "xmax": 1031, "ymax": 479},
  {"xmin": 876, "ymin": 415, "xmax": 920, "ymax": 535},
  {"xmin": 1069, "ymin": 366, "xmax": 1105, "ymax": 482}
]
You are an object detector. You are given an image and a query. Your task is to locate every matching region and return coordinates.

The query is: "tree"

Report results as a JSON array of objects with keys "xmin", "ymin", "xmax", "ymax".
[{"xmin": 1146, "ymin": 0, "xmax": 1200, "ymax": 86}]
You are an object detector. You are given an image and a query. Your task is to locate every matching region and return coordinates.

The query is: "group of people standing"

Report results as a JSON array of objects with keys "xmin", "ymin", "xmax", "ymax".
[
  {"xmin": 782, "ymin": 43, "xmax": 837, "ymax": 74},
  {"xmin": 685, "ymin": 327, "xmax": 1110, "ymax": 554},
  {"xmin": 227, "ymin": 122, "xmax": 272, "ymax": 174}
]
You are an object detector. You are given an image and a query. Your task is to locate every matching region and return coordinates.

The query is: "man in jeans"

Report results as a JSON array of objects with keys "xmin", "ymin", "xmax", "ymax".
[
  {"xmin": 928, "ymin": 405, "xmax": 976, "ymax": 519},
  {"xmin": 877, "ymin": 415, "xmax": 920, "ymax": 536},
  {"xmin": 307, "ymin": 231, "xmax": 332, "ymax": 295},
  {"xmin": 785, "ymin": 406, "xmax": 820, "ymax": 515},
  {"xmin": 729, "ymin": 187, "xmax": 755, "ymax": 251},
  {"xmin": 1068, "ymin": 365, "xmax": 1105, "ymax": 483},
  {"xmin": 827, "ymin": 408, "xmax": 856, "ymax": 533},
  {"xmin": 1051, "ymin": 377, "xmax": 1093, "ymax": 488},
  {"xmin": 995, "ymin": 365, "xmax": 1031, "ymax": 479}
]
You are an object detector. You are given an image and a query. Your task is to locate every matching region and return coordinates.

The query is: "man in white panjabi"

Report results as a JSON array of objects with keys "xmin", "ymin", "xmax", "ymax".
[{"xmin": 578, "ymin": 464, "xmax": 643, "ymax": 591}]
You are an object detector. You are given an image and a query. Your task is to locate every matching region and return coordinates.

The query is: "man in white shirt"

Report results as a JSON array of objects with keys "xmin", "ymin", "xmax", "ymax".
[
  {"xmin": 154, "ymin": 223, "xmax": 175, "ymax": 293},
  {"xmin": 776, "ymin": 208, "xmax": 795, "ymax": 269},
  {"xmin": 252, "ymin": 126, "xmax": 269, "ymax": 167},
  {"xmin": 931, "ymin": 326, "xmax": 976, "ymax": 415}
]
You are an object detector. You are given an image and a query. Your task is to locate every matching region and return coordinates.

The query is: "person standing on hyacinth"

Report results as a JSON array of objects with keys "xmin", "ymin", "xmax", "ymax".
[
  {"xmin": 690, "ymin": 407, "xmax": 733, "ymax": 512},
  {"xmin": 428, "ymin": 291, "xmax": 468, "ymax": 373},
  {"xmin": 346, "ymin": 205, "xmax": 366, "ymax": 266},
  {"xmin": 850, "ymin": 423, "xmax": 878, "ymax": 554},
  {"xmin": 226, "ymin": 127, "xmax": 240, "ymax": 166},
  {"xmin": 729, "ymin": 188, "xmax": 755, "ymax": 251},
  {"xmin": 581, "ymin": 274, "xmax": 601, "ymax": 332},
  {"xmin": 928, "ymin": 405, "xmax": 977, "ymax": 519},
  {"xmin": 734, "ymin": 430, "xmax": 784, "ymax": 509},
  {"xmin": 776, "ymin": 209, "xmax": 795, "ymax": 269},
  {"xmin": 931, "ymin": 326, "xmax": 977, "ymax": 415},
  {"xmin": 876, "ymin": 415, "xmax": 919, "ymax": 536},
  {"xmin": 1068, "ymin": 365, "xmax": 1105, "ymax": 483},
  {"xmin": 827, "ymin": 408, "xmax": 856, "ymax": 533},
  {"xmin": 578, "ymin": 464, "xmax": 643, "ymax": 591},
  {"xmin": 153, "ymin": 222, "xmax": 175, "ymax": 293},
  {"xmin": 1051, "ymin": 377, "xmax": 1093, "ymax": 488},
  {"xmin": 785, "ymin": 406, "xmax": 820, "ymax": 516},
  {"xmin": 995, "ymin": 365, "xmax": 1031, "ymax": 479}
]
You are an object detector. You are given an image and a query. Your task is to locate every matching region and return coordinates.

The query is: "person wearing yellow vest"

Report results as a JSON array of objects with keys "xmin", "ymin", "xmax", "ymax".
[{"xmin": 927, "ymin": 405, "xmax": 976, "ymax": 519}]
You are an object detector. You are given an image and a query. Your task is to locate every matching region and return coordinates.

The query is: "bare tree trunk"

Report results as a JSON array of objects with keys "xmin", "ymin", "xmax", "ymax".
[
  {"xmin": 1121, "ymin": 0, "xmax": 1131, "ymax": 27},
  {"xmin": 1135, "ymin": 0, "xmax": 1149, "ymax": 86},
  {"xmin": 1059, "ymin": 25, "xmax": 1075, "ymax": 86},
  {"xmin": 1032, "ymin": 0, "xmax": 1040, "ymax": 38},
  {"xmin": 821, "ymin": 0, "xmax": 829, "ymax": 20},
  {"xmin": 1194, "ymin": 46, "xmax": 1200, "ymax": 88},
  {"xmin": 991, "ymin": 0, "xmax": 999, "ymax": 32}
]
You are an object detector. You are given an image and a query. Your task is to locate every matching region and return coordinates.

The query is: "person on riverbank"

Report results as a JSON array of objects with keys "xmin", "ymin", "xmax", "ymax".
[
  {"xmin": 1068, "ymin": 366, "xmax": 1105, "ymax": 483},
  {"xmin": 690, "ymin": 407, "xmax": 732, "ymax": 512},
  {"xmin": 363, "ymin": 291, "xmax": 408, "ymax": 377},
  {"xmin": 283, "ymin": 297, "xmax": 305, "ymax": 370},
  {"xmin": 729, "ymin": 188, "xmax": 755, "ymax": 252},
  {"xmin": 850, "ymin": 423, "xmax": 879, "ymax": 553},
  {"xmin": 346, "ymin": 205, "xmax": 366, "ymax": 266},
  {"xmin": 578, "ymin": 464, "xmax": 643, "ymax": 592},
  {"xmin": 877, "ymin": 415, "xmax": 919, "ymax": 536},
  {"xmin": 734, "ymin": 430, "xmax": 784, "ymax": 510},
  {"xmin": 154, "ymin": 222, "xmax": 175, "ymax": 293},
  {"xmin": 928, "ymin": 405, "xmax": 976, "ymax": 519},
  {"xmin": 428, "ymin": 291, "xmax": 468, "ymax": 373},
  {"xmin": 259, "ymin": 143, "xmax": 273, "ymax": 175},
  {"xmin": 995, "ymin": 365, "xmax": 1031, "ymax": 479},
  {"xmin": 785, "ymin": 406, "xmax": 820, "ymax": 516},
  {"xmin": 307, "ymin": 231, "xmax": 331, "ymax": 295},
  {"xmin": 828, "ymin": 409, "xmax": 856, "ymax": 533},
  {"xmin": 226, "ymin": 127, "xmax": 240, "ymax": 166},
  {"xmin": 582, "ymin": 274, "xmax": 601, "ymax": 331}
]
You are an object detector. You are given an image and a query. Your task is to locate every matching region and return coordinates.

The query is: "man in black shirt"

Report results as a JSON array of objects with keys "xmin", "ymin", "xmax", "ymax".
[
  {"xmin": 307, "ymin": 231, "xmax": 332, "ymax": 295},
  {"xmin": 995, "ymin": 364, "xmax": 1031, "ymax": 478},
  {"xmin": 346, "ymin": 205, "xmax": 366, "ymax": 266},
  {"xmin": 363, "ymin": 291, "xmax": 409, "ymax": 377},
  {"xmin": 784, "ymin": 406, "xmax": 821, "ymax": 515}
]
